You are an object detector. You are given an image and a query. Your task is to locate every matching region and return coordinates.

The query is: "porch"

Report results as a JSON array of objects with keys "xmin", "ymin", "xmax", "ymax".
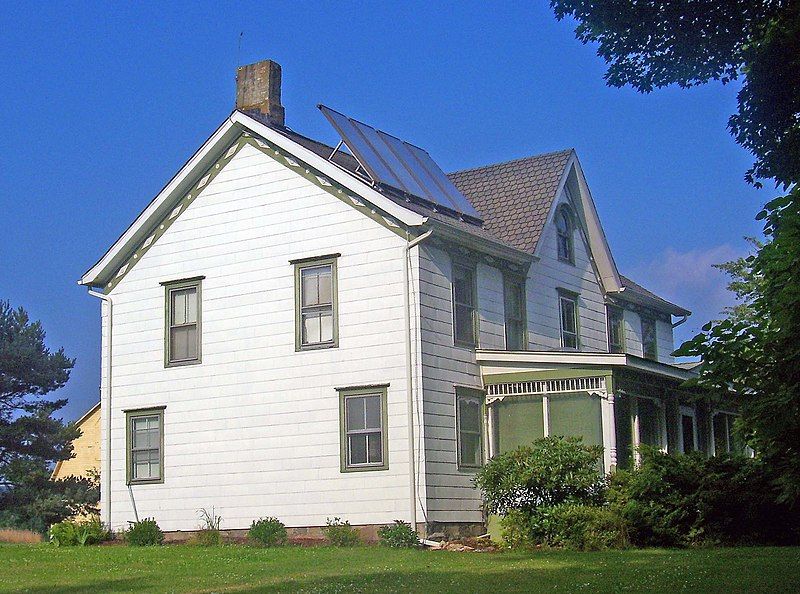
[{"xmin": 476, "ymin": 350, "xmax": 724, "ymax": 471}]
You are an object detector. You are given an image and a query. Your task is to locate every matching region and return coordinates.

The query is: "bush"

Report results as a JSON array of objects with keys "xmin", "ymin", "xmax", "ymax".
[
  {"xmin": 323, "ymin": 517, "xmax": 360, "ymax": 546},
  {"xmin": 475, "ymin": 436, "xmax": 606, "ymax": 516},
  {"xmin": 49, "ymin": 519, "xmax": 110, "ymax": 547},
  {"xmin": 192, "ymin": 508, "xmax": 222, "ymax": 546},
  {"xmin": 608, "ymin": 448, "xmax": 800, "ymax": 547},
  {"xmin": 125, "ymin": 518, "xmax": 164, "ymax": 546},
  {"xmin": 378, "ymin": 520, "xmax": 419, "ymax": 548},
  {"xmin": 502, "ymin": 505, "xmax": 627, "ymax": 551},
  {"xmin": 248, "ymin": 517, "xmax": 287, "ymax": 547}
]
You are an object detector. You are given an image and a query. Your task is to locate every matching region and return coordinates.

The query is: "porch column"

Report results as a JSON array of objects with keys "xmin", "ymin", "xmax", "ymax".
[{"xmin": 601, "ymin": 392, "xmax": 617, "ymax": 472}]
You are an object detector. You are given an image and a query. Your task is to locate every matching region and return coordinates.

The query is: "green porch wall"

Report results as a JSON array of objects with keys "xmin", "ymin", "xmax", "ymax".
[
  {"xmin": 548, "ymin": 393, "xmax": 603, "ymax": 447},
  {"xmin": 495, "ymin": 396, "xmax": 544, "ymax": 453}
]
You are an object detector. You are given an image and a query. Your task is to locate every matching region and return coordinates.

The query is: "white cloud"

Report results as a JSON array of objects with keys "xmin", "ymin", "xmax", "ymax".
[{"xmin": 626, "ymin": 243, "xmax": 745, "ymax": 343}]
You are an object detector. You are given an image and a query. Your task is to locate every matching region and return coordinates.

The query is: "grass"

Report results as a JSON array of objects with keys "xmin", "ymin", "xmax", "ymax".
[{"xmin": 0, "ymin": 544, "xmax": 797, "ymax": 593}]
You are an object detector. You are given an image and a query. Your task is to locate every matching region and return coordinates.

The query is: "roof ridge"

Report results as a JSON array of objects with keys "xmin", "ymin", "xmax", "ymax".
[{"xmin": 448, "ymin": 148, "xmax": 574, "ymax": 176}]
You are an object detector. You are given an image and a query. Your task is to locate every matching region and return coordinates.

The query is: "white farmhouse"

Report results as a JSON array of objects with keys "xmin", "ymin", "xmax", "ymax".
[{"xmin": 80, "ymin": 60, "xmax": 738, "ymax": 538}]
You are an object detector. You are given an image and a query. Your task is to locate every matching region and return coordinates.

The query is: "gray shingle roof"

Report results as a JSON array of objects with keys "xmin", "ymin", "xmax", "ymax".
[
  {"xmin": 618, "ymin": 274, "xmax": 691, "ymax": 316},
  {"xmin": 447, "ymin": 150, "xmax": 574, "ymax": 253}
]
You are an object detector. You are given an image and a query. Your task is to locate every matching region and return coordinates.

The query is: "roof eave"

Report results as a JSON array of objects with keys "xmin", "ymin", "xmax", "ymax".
[
  {"xmin": 610, "ymin": 289, "xmax": 691, "ymax": 318},
  {"xmin": 428, "ymin": 219, "xmax": 535, "ymax": 266}
]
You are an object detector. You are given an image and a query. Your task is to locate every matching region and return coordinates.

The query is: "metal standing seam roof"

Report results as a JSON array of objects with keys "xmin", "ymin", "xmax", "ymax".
[{"xmin": 247, "ymin": 111, "xmax": 688, "ymax": 315}]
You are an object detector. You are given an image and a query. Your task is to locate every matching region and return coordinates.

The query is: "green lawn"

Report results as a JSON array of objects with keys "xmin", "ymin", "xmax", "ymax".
[{"xmin": 0, "ymin": 544, "xmax": 797, "ymax": 593}]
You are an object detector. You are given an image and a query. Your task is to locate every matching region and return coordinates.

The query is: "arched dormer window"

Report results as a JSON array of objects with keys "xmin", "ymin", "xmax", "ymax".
[{"xmin": 555, "ymin": 205, "xmax": 574, "ymax": 264}]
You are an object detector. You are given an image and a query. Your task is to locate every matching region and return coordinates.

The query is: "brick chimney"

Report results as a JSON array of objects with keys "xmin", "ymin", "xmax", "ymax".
[{"xmin": 235, "ymin": 59, "xmax": 285, "ymax": 127}]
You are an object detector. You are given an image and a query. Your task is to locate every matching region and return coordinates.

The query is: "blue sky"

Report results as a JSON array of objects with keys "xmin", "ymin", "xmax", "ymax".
[{"xmin": 0, "ymin": 2, "xmax": 770, "ymax": 422}]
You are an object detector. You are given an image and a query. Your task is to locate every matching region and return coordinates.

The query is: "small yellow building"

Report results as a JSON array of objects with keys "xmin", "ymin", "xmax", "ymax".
[{"xmin": 52, "ymin": 402, "xmax": 101, "ymax": 481}]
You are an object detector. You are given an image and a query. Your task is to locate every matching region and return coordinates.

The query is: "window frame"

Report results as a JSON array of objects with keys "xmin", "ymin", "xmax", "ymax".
[
  {"xmin": 607, "ymin": 305, "xmax": 625, "ymax": 354},
  {"xmin": 555, "ymin": 205, "xmax": 575, "ymax": 265},
  {"xmin": 125, "ymin": 407, "xmax": 165, "ymax": 485},
  {"xmin": 456, "ymin": 387, "xmax": 484, "ymax": 470},
  {"xmin": 451, "ymin": 260, "xmax": 478, "ymax": 348},
  {"xmin": 293, "ymin": 255, "xmax": 339, "ymax": 351},
  {"xmin": 338, "ymin": 385, "xmax": 389, "ymax": 472},
  {"xmin": 558, "ymin": 289, "xmax": 580, "ymax": 350},
  {"xmin": 503, "ymin": 274, "xmax": 527, "ymax": 351},
  {"xmin": 679, "ymin": 404, "xmax": 699, "ymax": 453},
  {"xmin": 640, "ymin": 315, "xmax": 658, "ymax": 361},
  {"xmin": 162, "ymin": 277, "xmax": 203, "ymax": 368}
]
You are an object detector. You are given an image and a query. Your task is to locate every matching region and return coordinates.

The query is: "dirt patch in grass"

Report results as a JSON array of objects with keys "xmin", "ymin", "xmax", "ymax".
[{"xmin": 0, "ymin": 529, "xmax": 42, "ymax": 544}]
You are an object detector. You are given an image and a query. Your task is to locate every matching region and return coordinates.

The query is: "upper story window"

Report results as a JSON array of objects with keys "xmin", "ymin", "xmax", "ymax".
[
  {"xmin": 558, "ymin": 291, "xmax": 579, "ymax": 350},
  {"xmin": 504, "ymin": 275, "xmax": 527, "ymax": 350},
  {"xmin": 163, "ymin": 277, "xmax": 202, "ymax": 367},
  {"xmin": 607, "ymin": 306, "xmax": 625, "ymax": 354},
  {"xmin": 555, "ymin": 206, "xmax": 575, "ymax": 264},
  {"xmin": 641, "ymin": 316, "xmax": 657, "ymax": 361},
  {"xmin": 452, "ymin": 262, "xmax": 477, "ymax": 347},
  {"xmin": 294, "ymin": 255, "xmax": 339, "ymax": 351}
]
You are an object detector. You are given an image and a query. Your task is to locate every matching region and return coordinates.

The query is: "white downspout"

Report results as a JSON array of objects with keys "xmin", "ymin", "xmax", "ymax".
[
  {"xmin": 88, "ymin": 289, "xmax": 113, "ymax": 528},
  {"xmin": 404, "ymin": 228, "xmax": 433, "ymax": 533}
]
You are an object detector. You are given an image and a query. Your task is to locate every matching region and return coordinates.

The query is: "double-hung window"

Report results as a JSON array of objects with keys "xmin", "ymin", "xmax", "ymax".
[
  {"xmin": 339, "ymin": 386, "xmax": 388, "ymax": 471},
  {"xmin": 164, "ymin": 278, "xmax": 202, "ymax": 366},
  {"xmin": 294, "ymin": 255, "xmax": 338, "ymax": 350},
  {"xmin": 607, "ymin": 306, "xmax": 625, "ymax": 354},
  {"xmin": 452, "ymin": 262, "xmax": 477, "ymax": 347},
  {"xmin": 559, "ymin": 291, "xmax": 579, "ymax": 349},
  {"xmin": 456, "ymin": 388, "xmax": 483, "ymax": 469},
  {"xmin": 504, "ymin": 275, "xmax": 527, "ymax": 350},
  {"xmin": 126, "ymin": 408, "xmax": 164, "ymax": 484},
  {"xmin": 641, "ymin": 316, "xmax": 657, "ymax": 361}
]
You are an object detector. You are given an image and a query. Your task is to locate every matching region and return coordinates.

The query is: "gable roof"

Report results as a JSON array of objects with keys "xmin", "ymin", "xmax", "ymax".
[
  {"xmin": 617, "ymin": 274, "xmax": 691, "ymax": 316},
  {"xmin": 448, "ymin": 150, "xmax": 573, "ymax": 254}
]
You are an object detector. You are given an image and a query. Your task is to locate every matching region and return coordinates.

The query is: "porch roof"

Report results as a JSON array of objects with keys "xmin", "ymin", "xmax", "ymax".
[{"xmin": 475, "ymin": 349, "xmax": 698, "ymax": 384}]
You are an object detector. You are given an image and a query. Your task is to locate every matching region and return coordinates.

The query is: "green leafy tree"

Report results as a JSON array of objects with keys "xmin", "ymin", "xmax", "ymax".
[
  {"xmin": 0, "ymin": 300, "xmax": 95, "ymax": 531},
  {"xmin": 551, "ymin": 0, "xmax": 800, "ymax": 504}
]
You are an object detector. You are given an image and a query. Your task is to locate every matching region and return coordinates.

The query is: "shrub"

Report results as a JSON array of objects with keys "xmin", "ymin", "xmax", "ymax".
[
  {"xmin": 193, "ymin": 508, "xmax": 222, "ymax": 546},
  {"xmin": 323, "ymin": 517, "xmax": 360, "ymax": 546},
  {"xmin": 125, "ymin": 518, "xmax": 164, "ymax": 546},
  {"xmin": 502, "ymin": 505, "xmax": 627, "ymax": 551},
  {"xmin": 248, "ymin": 517, "xmax": 287, "ymax": 547},
  {"xmin": 475, "ymin": 436, "xmax": 606, "ymax": 516},
  {"xmin": 378, "ymin": 520, "xmax": 419, "ymax": 548},
  {"xmin": 608, "ymin": 448, "xmax": 800, "ymax": 547},
  {"xmin": 49, "ymin": 519, "xmax": 110, "ymax": 547}
]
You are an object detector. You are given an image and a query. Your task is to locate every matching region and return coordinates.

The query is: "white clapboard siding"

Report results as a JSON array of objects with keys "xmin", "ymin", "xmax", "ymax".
[
  {"xmin": 526, "ymin": 191, "xmax": 609, "ymax": 352},
  {"xmin": 417, "ymin": 245, "xmax": 484, "ymax": 524},
  {"xmin": 101, "ymin": 143, "xmax": 425, "ymax": 532}
]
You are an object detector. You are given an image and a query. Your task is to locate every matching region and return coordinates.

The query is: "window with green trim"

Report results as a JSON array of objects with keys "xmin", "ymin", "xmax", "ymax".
[
  {"xmin": 456, "ymin": 388, "xmax": 483, "ymax": 469},
  {"xmin": 607, "ymin": 306, "xmax": 625, "ymax": 354},
  {"xmin": 559, "ymin": 292, "xmax": 579, "ymax": 349},
  {"xmin": 555, "ymin": 205, "xmax": 575, "ymax": 264},
  {"xmin": 339, "ymin": 386, "xmax": 388, "ymax": 471},
  {"xmin": 126, "ymin": 408, "xmax": 164, "ymax": 484},
  {"xmin": 295, "ymin": 256, "xmax": 338, "ymax": 350},
  {"xmin": 165, "ymin": 278, "xmax": 201, "ymax": 366},
  {"xmin": 504, "ymin": 275, "xmax": 527, "ymax": 350},
  {"xmin": 641, "ymin": 316, "xmax": 657, "ymax": 361},
  {"xmin": 452, "ymin": 262, "xmax": 477, "ymax": 347}
]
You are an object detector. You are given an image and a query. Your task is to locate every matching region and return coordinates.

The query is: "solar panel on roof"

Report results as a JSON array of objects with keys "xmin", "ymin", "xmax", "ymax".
[{"xmin": 318, "ymin": 104, "xmax": 482, "ymax": 221}]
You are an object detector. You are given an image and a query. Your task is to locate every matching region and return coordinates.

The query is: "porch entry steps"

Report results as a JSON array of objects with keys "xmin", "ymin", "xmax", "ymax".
[{"xmin": 486, "ymin": 376, "xmax": 607, "ymax": 403}]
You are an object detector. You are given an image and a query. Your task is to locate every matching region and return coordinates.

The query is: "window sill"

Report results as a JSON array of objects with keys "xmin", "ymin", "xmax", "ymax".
[
  {"xmin": 340, "ymin": 464, "xmax": 389, "ymax": 473},
  {"xmin": 165, "ymin": 359, "xmax": 201, "ymax": 368},
  {"xmin": 297, "ymin": 342, "xmax": 338, "ymax": 352},
  {"xmin": 127, "ymin": 478, "xmax": 164, "ymax": 486}
]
